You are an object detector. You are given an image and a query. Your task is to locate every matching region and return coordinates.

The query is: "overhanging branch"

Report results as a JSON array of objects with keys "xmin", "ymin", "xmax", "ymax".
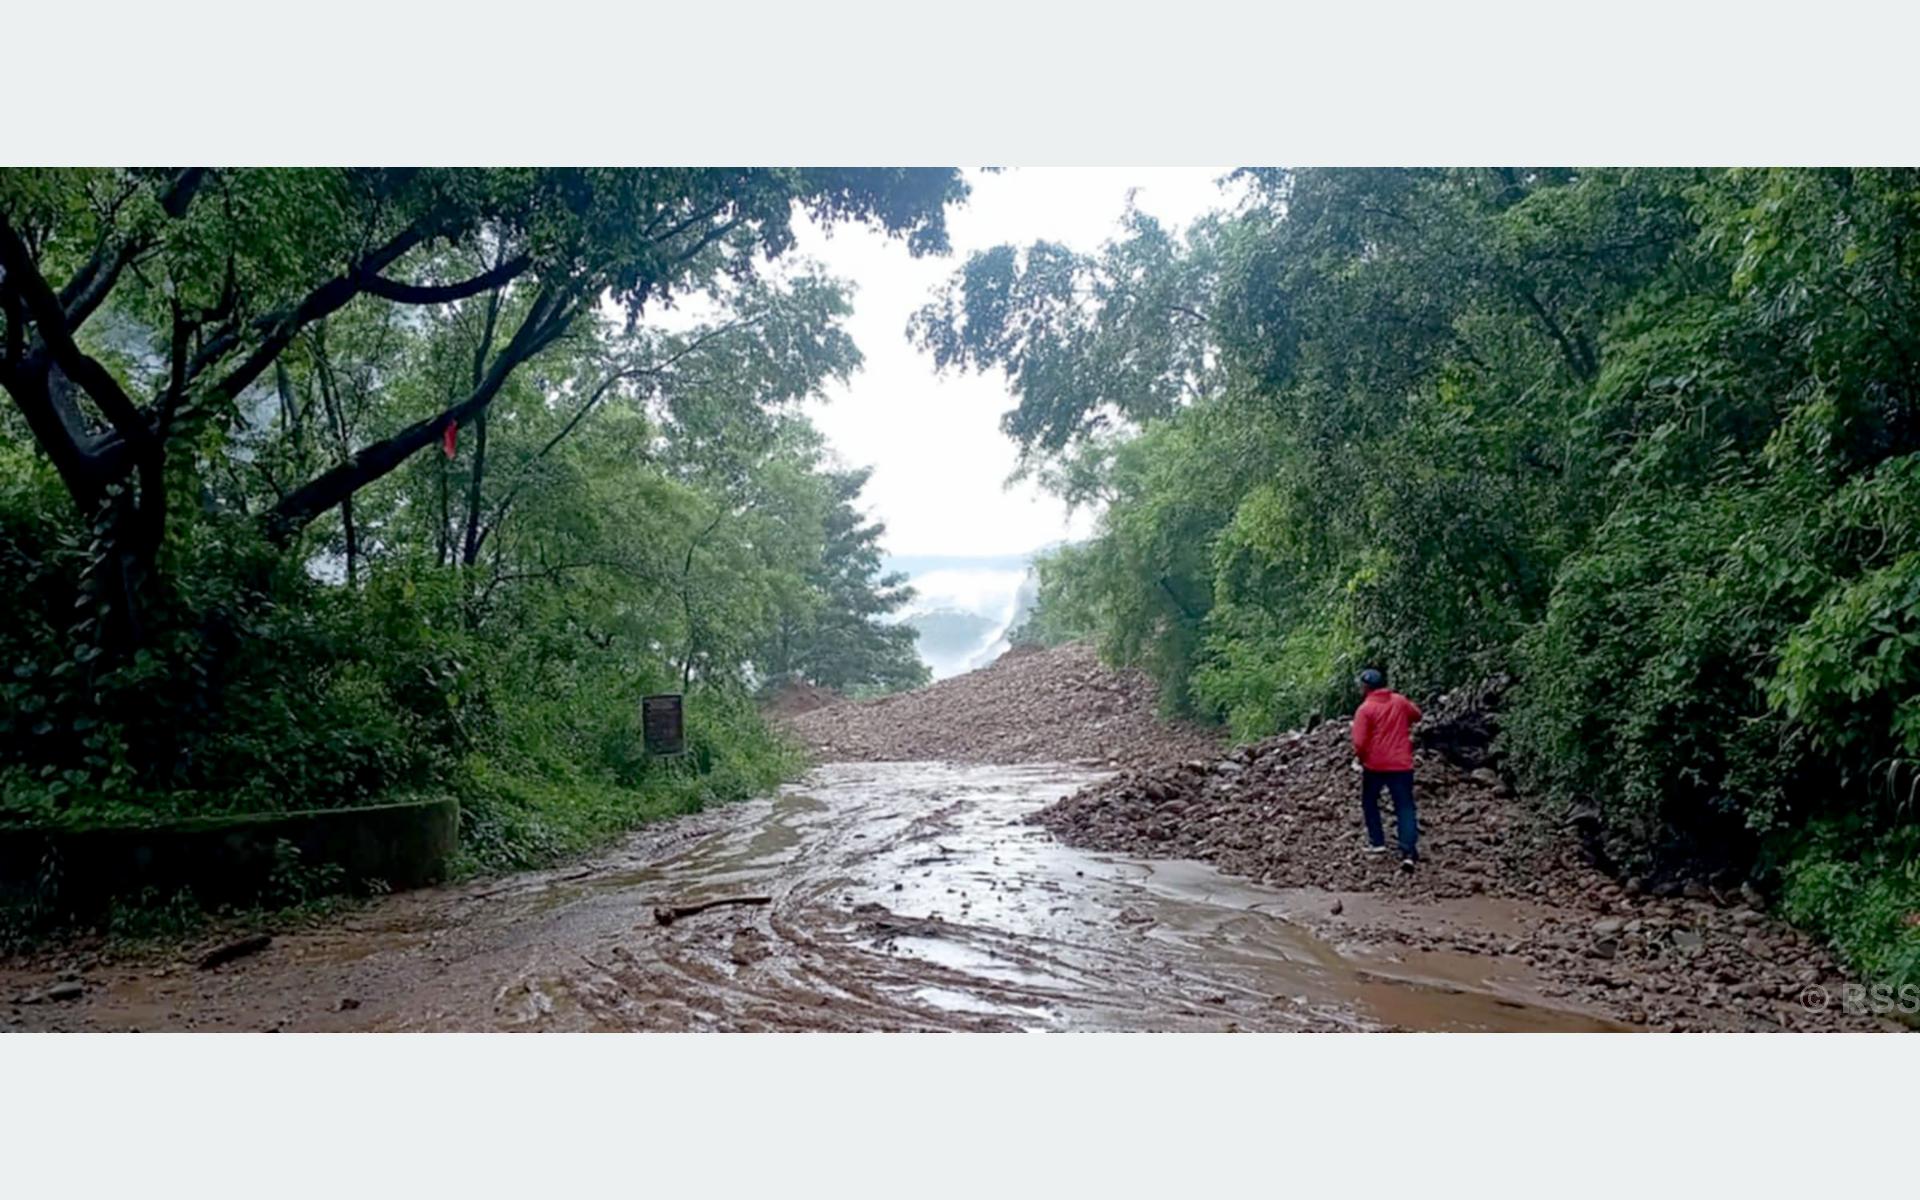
[
  {"xmin": 263, "ymin": 289, "xmax": 577, "ymax": 542},
  {"xmin": 363, "ymin": 254, "xmax": 531, "ymax": 304},
  {"xmin": 207, "ymin": 224, "xmax": 430, "ymax": 407}
]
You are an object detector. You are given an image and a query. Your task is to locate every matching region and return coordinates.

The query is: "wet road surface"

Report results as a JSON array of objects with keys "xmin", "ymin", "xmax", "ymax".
[{"xmin": 5, "ymin": 763, "xmax": 1624, "ymax": 1031}]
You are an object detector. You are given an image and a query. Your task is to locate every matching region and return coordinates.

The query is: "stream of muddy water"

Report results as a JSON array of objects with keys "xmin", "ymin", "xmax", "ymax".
[{"xmin": 8, "ymin": 762, "xmax": 1625, "ymax": 1032}]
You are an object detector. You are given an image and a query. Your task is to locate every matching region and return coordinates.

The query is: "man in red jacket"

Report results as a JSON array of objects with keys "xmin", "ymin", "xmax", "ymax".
[{"xmin": 1351, "ymin": 667, "xmax": 1422, "ymax": 871}]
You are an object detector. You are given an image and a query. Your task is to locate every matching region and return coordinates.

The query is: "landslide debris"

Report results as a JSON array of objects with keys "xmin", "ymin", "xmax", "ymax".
[
  {"xmin": 760, "ymin": 680, "xmax": 844, "ymax": 720},
  {"xmin": 782, "ymin": 643, "xmax": 1223, "ymax": 769},
  {"xmin": 1032, "ymin": 684, "xmax": 1887, "ymax": 1032}
]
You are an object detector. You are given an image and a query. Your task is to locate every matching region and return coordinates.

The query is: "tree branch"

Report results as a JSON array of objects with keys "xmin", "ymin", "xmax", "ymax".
[
  {"xmin": 475, "ymin": 556, "xmax": 666, "ymax": 614},
  {"xmin": 159, "ymin": 168, "xmax": 208, "ymax": 219},
  {"xmin": 58, "ymin": 168, "xmax": 207, "ymax": 330},
  {"xmin": 363, "ymin": 254, "xmax": 530, "ymax": 305},
  {"xmin": 456, "ymin": 282, "xmax": 507, "ymax": 566},
  {"xmin": 0, "ymin": 212, "xmax": 156, "ymax": 452},
  {"xmin": 472, "ymin": 317, "xmax": 758, "ymax": 556},
  {"xmin": 1514, "ymin": 283, "xmax": 1596, "ymax": 382},
  {"xmin": 207, "ymin": 224, "xmax": 429, "ymax": 408},
  {"xmin": 1, "ymin": 276, "xmax": 23, "ymax": 371},
  {"xmin": 263, "ymin": 289, "xmax": 576, "ymax": 542}
]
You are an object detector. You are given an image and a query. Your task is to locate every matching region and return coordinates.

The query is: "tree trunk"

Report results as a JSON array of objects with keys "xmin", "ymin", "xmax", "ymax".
[
  {"xmin": 437, "ymin": 454, "xmax": 451, "ymax": 568},
  {"xmin": 460, "ymin": 408, "xmax": 488, "ymax": 567},
  {"xmin": 310, "ymin": 328, "xmax": 359, "ymax": 587},
  {"xmin": 340, "ymin": 495, "xmax": 359, "ymax": 588},
  {"xmin": 459, "ymin": 286, "xmax": 503, "ymax": 572}
]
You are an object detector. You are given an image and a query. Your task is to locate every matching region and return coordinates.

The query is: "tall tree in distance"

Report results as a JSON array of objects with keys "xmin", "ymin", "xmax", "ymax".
[{"xmin": 758, "ymin": 465, "xmax": 927, "ymax": 694}]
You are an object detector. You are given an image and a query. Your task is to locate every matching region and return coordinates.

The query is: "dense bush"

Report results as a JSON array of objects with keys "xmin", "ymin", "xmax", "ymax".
[
  {"xmin": 0, "ymin": 442, "xmax": 803, "ymax": 861},
  {"xmin": 0, "ymin": 464, "xmax": 460, "ymax": 825}
]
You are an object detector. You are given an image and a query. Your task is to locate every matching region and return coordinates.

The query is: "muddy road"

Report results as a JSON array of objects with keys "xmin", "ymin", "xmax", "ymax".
[{"xmin": 5, "ymin": 762, "xmax": 1624, "ymax": 1032}]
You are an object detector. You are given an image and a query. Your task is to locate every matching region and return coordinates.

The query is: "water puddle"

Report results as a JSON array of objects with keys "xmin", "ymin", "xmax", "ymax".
[{"xmin": 581, "ymin": 760, "xmax": 1628, "ymax": 1032}]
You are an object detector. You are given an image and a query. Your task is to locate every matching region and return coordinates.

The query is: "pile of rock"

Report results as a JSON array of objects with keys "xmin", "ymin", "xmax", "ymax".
[
  {"xmin": 760, "ymin": 680, "xmax": 843, "ymax": 720},
  {"xmin": 781, "ymin": 642, "xmax": 1223, "ymax": 769},
  {"xmin": 1031, "ymin": 711, "xmax": 1547, "ymax": 900},
  {"xmin": 1032, "ymin": 691, "xmax": 1888, "ymax": 1031}
]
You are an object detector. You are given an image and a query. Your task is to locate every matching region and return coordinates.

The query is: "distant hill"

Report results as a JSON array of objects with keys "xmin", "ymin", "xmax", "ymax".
[
  {"xmin": 902, "ymin": 607, "xmax": 1002, "ymax": 665},
  {"xmin": 882, "ymin": 544, "xmax": 1074, "ymax": 679}
]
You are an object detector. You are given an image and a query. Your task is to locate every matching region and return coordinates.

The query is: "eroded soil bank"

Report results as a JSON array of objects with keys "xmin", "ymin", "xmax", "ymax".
[{"xmin": 5, "ymin": 762, "xmax": 1636, "ymax": 1032}]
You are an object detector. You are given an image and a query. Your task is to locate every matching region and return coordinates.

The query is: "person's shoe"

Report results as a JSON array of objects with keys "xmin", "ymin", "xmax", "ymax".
[
  {"xmin": 1365, "ymin": 844, "xmax": 1389, "ymax": 856},
  {"xmin": 1399, "ymin": 856, "xmax": 1416, "ymax": 873}
]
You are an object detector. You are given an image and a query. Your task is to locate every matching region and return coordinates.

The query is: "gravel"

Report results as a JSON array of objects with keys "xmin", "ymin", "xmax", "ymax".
[{"xmin": 782, "ymin": 643, "xmax": 1224, "ymax": 769}]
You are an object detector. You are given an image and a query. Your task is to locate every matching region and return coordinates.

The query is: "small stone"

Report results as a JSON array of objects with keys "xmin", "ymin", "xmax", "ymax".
[
  {"xmin": 43, "ymin": 980, "xmax": 84, "ymax": 1002},
  {"xmin": 1591, "ymin": 917, "xmax": 1625, "ymax": 937},
  {"xmin": 1330, "ymin": 899, "xmax": 1344, "ymax": 916},
  {"xmin": 338, "ymin": 997, "xmax": 361, "ymax": 1011}
]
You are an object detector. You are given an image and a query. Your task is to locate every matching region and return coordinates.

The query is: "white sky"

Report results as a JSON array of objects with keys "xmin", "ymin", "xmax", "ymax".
[{"xmin": 788, "ymin": 167, "xmax": 1235, "ymax": 558}]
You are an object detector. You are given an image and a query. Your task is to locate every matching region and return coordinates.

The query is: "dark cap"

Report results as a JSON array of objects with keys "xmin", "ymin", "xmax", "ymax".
[{"xmin": 1356, "ymin": 668, "xmax": 1385, "ymax": 689}]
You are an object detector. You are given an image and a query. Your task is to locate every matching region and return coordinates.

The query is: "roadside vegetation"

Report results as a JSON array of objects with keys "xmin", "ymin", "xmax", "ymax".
[
  {"xmin": 1, "ymin": 169, "xmax": 955, "ymax": 934},
  {"xmin": 930, "ymin": 168, "xmax": 1920, "ymax": 989}
]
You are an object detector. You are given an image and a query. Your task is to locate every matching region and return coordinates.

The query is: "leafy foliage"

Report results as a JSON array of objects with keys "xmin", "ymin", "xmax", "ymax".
[
  {"xmin": 925, "ymin": 167, "xmax": 1920, "ymax": 986},
  {"xmin": 753, "ymin": 465, "xmax": 927, "ymax": 694},
  {"xmin": 1, "ymin": 169, "xmax": 963, "ymax": 907}
]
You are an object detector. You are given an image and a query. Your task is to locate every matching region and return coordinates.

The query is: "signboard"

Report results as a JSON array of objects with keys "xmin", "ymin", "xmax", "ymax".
[{"xmin": 642, "ymin": 693, "xmax": 686, "ymax": 756}]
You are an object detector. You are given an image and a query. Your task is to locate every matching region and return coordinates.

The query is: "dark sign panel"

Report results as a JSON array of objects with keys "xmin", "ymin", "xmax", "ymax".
[{"xmin": 642, "ymin": 693, "xmax": 685, "ymax": 756}]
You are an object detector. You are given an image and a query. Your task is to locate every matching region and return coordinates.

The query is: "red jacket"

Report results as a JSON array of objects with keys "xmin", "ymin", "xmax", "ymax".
[{"xmin": 1352, "ymin": 689, "xmax": 1422, "ymax": 772}]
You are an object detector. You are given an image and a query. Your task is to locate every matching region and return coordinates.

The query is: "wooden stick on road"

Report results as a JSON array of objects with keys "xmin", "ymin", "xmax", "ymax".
[{"xmin": 652, "ymin": 895, "xmax": 773, "ymax": 926}]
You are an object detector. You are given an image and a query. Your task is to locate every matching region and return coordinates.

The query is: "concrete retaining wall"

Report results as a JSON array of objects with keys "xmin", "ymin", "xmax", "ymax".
[{"xmin": 0, "ymin": 798, "xmax": 458, "ymax": 912}]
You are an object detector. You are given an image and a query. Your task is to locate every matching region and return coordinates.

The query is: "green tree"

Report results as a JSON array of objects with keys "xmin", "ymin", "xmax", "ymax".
[
  {"xmin": 1, "ymin": 168, "xmax": 964, "ymax": 647},
  {"xmin": 758, "ymin": 465, "xmax": 927, "ymax": 693},
  {"xmin": 1, "ymin": 168, "xmax": 968, "ymax": 875},
  {"xmin": 920, "ymin": 167, "xmax": 1920, "ymax": 991}
]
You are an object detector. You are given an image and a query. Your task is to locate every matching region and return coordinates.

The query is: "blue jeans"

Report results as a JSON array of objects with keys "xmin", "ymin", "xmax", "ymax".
[{"xmin": 1361, "ymin": 769, "xmax": 1418, "ymax": 858}]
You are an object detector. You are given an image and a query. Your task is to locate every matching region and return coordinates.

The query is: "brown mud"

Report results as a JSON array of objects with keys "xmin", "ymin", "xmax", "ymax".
[{"xmin": 4, "ymin": 762, "xmax": 1629, "ymax": 1032}]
